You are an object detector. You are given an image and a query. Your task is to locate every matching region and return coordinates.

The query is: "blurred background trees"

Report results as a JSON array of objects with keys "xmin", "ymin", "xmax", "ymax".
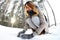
[{"xmin": 0, "ymin": 0, "xmax": 56, "ymax": 28}]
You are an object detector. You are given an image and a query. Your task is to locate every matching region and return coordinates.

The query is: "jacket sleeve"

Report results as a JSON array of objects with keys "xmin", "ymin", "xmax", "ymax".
[{"xmin": 36, "ymin": 9, "xmax": 49, "ymax": 34}]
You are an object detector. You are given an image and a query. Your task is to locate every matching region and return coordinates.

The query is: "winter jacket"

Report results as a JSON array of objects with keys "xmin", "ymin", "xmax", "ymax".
[{"xmin": 24, "ymin": 7, "xmax": 48, "ymax": 34}]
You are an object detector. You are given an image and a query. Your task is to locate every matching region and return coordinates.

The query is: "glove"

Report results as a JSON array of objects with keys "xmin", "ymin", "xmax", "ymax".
[{"xmin": 27, "ymin": 10, "xmax": 36, "ymax": 16}]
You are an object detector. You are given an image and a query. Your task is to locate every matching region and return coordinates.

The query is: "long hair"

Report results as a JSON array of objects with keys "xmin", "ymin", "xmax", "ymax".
[
  {"xmin": 25, "ymin": 1, "xmax": 35, "ymax": 9},
  {"xmin": 24, "ymin": 1, "xmax": 39, "ymax": 16}
]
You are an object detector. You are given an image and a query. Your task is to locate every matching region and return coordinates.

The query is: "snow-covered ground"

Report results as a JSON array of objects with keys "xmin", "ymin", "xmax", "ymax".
[
  {"xmin": 0, "ymin": 24, "xmax": 60, "ymax": 40},
  {"xmin": 0, "ymin": 0, "xmax": 60, "ymax": 40}
]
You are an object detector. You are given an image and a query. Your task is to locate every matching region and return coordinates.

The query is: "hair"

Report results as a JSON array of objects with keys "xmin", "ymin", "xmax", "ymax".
[
  {"xmin": 25, "ymin": 1, "xmax": 39, "ymax": 16},
  {"xmin": 25, "ymin": 1, "xmax": 35, "ymax": 9}
]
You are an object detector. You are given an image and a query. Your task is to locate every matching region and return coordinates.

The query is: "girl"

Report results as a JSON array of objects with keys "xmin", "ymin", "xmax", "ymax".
[{"xmin": 24, "ymin": 1, "xmax": 48, "ymax": 35}]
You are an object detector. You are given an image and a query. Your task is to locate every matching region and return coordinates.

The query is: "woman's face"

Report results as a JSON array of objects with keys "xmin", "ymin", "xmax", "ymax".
[{"xmin": 25, "ymin": 4, "xmax": 32, "ymax": 11}]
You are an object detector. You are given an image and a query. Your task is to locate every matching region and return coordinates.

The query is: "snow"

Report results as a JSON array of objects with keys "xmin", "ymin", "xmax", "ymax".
[
  {"xmin": 49, "ymin": 24, "xmax": 60, "ymax": 35},
  {"xmin": 0, "ymin": 24, "xmax": 60, "ymax": 40},
  {"xmin": 0, "ymin": 0, "xmax": 60, "ymax": 40},
  {"xmin": 24, "ymin": 29, "xmax": 33, "ymax": 34}
]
